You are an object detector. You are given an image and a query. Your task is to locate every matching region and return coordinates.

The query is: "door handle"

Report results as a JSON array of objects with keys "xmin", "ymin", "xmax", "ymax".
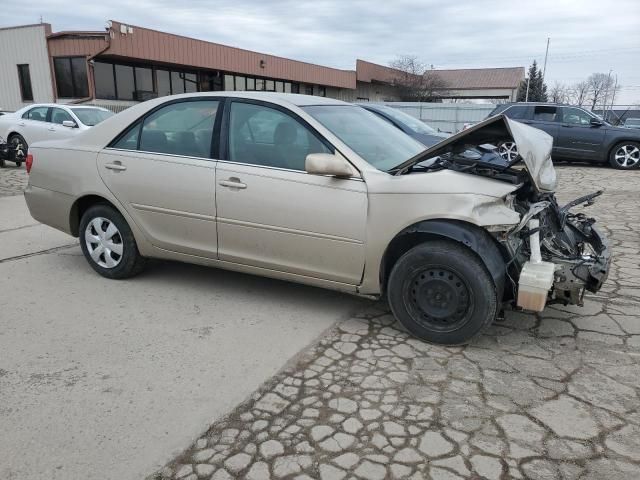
[
  {"xmin": 219, "ymin": 178, "xmax": 247, "ymax": 189},
  {"xmin": 104, "ymin": 162, "xmax": 127, "ymax": 171},
  {"xmin": 18, "ymin": 122, "xmax": 25, "ymax": 126},
  {"xmin": 48, "ymin": 127, "xmax": 55, "ymax": 131}
]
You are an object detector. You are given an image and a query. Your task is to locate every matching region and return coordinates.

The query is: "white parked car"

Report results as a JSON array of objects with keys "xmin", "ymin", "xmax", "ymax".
[{"xmin": 0, "ymin": 104, "xmax": 113, "ymax": 167}]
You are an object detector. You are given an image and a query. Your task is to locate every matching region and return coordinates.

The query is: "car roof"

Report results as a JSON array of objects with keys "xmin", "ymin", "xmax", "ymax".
[
  {"xmin": 19, "ymin": 103, "xmax": 109, "ymax": 110},
  {"xmin": 500, "ymin": 102, "xmax": 573, "ymax": 107},
  {"xmin": 165, "ymin": 91, "xmax": 350, "ymax": 107}
]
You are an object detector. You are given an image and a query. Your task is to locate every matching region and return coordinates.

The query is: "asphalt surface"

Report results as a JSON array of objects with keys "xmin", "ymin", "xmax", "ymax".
[
  {"xmin": 0, "ymin": 170, "xmax": 365, "ymax": 480},
  {"xmin": 1, "ymin": 165, "xmax": 639, "ymax": 480}
]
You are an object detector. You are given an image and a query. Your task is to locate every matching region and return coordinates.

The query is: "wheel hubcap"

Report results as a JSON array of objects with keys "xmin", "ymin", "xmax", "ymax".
[
  {"xmin": 408, "ymin": 268, "xmax": 473, "ymax": 332},
  {"xmin": 614, "ymin": 145, "xmax": 640, "ymax": 168},
  {"xmin": 84, "ymin": 217, "xmax": 123, "ymax": 268},
  {"xmin": 498, "ymin": 141, "xmax": 518, "ymax": 162}
]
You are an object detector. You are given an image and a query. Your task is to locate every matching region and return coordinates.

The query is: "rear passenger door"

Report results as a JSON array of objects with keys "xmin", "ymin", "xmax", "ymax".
[
  {"xmin": 97, "ymin": 98, "xmax": 221, "ymax": 258},
  {"xmin": 18, "ymin": 106, "xmax": 51, "ymax": 144}
]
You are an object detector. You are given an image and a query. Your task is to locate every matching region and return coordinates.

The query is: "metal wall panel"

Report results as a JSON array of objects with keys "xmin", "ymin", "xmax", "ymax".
[
  {"xmin": 0, "ymin": 24, "xmax": 54, "ymax": 111},
  {"xmin": 376, "ymin": 102, "xmax": 497, "ymax": 133}
]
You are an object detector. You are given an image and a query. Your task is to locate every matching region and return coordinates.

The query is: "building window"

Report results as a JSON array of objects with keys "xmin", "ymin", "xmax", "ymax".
[
  {"xmin": 246, "ymin": 77, "xmax": 255, "ymax": 90},
  {"xmin": 256, "ymin": 78, "xmax": 265, "ymax": 91},
  {"xmin": 235, "ymin": 76, "xmax": 246, "ymax": 91},
  {"xmin": 291, "ymin": 83, "xmax": 299, "ymax": 94},
  {"xmin": 156, "ymin": 69, "xmax": 171, "ymax": 97},
  {"xmin": 316, "ymin": 86, "xmax": 326, "ymax": 97},
  {"xmin": 17, "ymin": 64, "xmax": 34, "ymax": 101},
  {"xmin": 304, "ymin": 85, "xmax": 313, "ymax": 96},
  {"xmin": 115, "ymin": 64, "xmax": 135, "ymax": 100},
  {"xmin": 171, "ymin": 71, "xmax": 185, "ymax": 94},
  {"xmin": 265, "ymin": 80, "xmax": 275, "ymax": 91},
  {"xmin": 53, "ymin": 57, "xmax": 89, "ymax": 98},
  {"xmin": 184, "ymin": 73, "xmax": 198, "ymax": 93},
  {"xmin": 94, "ymin": 62, "xmax": 116, "ymax": 99},
  {"xmin": 224, "ymin": 74, "xmax": 235, "ymax": 91}
]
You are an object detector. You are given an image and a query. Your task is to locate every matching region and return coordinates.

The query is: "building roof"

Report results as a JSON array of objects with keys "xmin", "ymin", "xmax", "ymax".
[
  {"xmin": 433, "ymin": 67, "xmax": 525, "ymax": 90},
  {"xmin": 356, "ymin": 59, "xmax": 524, "ymax": 90}
]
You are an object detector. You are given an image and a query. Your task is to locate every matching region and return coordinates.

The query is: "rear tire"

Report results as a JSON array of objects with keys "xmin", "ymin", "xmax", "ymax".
[
  {"xmin": 387, "ymin": 240, "xmax": 498, "ymax": 345},
  {"xmin": 79, "ymin": 204, "xmax": 146, "ymax": 279},
  {"xmin": 608, "ymin": 141, "xmax": 640, "ymax": 169}
]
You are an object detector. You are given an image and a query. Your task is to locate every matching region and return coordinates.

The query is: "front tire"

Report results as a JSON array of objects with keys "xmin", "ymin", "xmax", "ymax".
[
  {"xmin": 608, "ymin": 141, "xmax": 640, "ymax": 169},
  {"xmin": 387, "ymin": 240, "xmax": 498, "ymax": 345},
  {"xmin": 8, "ymin": 134, "xmax": 27, "ymax": 163},
  {"xmin": 79, "ymin": 204, "xmax": 146, "ymax": 279}
]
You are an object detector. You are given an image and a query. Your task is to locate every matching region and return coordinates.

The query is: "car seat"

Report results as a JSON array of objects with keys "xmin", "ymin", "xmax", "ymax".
[{"xmin": 140, "ymin": 130, "xmax": 168, "ymax": 153}]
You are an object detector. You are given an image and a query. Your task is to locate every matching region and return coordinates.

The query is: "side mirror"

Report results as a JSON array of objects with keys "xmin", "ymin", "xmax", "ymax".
[
  {"xmin": 590, "ymin": 118, "xmax": 603, "ymax": 127},
  {"xmin": 62, "ymin": 120, "xmax": 77, "ymax": 128},
  {"xmin": 305, "ymin": 153, "xmax": 358, "ymax": 178}
]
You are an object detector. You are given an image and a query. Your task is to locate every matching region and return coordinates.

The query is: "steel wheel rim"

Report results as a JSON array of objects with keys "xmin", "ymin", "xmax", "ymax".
[
  {"xmin": 614, "ymin": 144, "xmax": 640, "ymax": 168},
  {"xmin": 498, "ymin": 141, "xmax": 518, "ymax": 162},
  {"xmin": 84, "ymin": 217, "xmax": 123, "ymax": 268},
  {"xmin": 404, "ymin": 266, "xmax": 474, "ymax": 333}
]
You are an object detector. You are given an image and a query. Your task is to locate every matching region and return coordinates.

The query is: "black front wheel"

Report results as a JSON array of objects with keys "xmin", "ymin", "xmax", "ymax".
[{"xmin": 387, "ymin": 240, "xmax": 498, "ymax": 345}]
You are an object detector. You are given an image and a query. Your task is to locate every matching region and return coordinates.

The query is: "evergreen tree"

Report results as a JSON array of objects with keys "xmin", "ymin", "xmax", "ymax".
[{"xmin": 517, "ymin": 61, "xmax": 548, "ymax": 102}]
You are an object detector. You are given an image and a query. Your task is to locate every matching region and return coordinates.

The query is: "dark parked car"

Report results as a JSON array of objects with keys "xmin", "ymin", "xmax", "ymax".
[
  {"xmin": 360, "ymin": 104, "xmax": 448, "ymax": 146},
  {"xmin": 488, "ymin": 103, "xmax": 640, "ymax": 169}
]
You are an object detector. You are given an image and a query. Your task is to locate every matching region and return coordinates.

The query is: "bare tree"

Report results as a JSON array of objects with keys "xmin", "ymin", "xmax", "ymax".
[
  {"xmin": 587, "ymin": 72, "xmax": 615, "ymax": 110},
  {"xmin": 549, "ymin": 81, "xmax": 569, "ymax": 103},
  {"xmin": 389, "ymin": 55, "xmax": 449, "ymax": 101},
  {"xmin": 569, "ymin": 81, "xmax": 590, "ymax": 106}
]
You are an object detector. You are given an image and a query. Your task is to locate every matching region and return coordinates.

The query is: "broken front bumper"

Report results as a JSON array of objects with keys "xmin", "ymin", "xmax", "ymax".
[{"xmin": 550, "ymin": 221, "xmax": 611, "ymax": 304}]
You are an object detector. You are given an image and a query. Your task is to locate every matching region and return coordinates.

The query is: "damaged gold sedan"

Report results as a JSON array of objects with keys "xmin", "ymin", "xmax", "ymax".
[{"xmin": 24, "ymin": 93, "xmax": 610, "ymax": 344}]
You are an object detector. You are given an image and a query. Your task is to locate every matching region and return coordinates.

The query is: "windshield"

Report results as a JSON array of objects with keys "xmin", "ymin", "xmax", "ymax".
[
  {"xmin": 302, "ymin": 105, "xmax": 425, "ymax": 171},
  {"xmin": 71, "ymin": 108, "xmax": 114, "ymax": 126},
  {"xmin": 372, "ymin": 106, "xmax": 439, "ymax": 135}
]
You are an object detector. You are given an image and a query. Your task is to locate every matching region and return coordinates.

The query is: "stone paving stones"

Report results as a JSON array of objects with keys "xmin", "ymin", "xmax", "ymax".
[{"xmin": 127, "ymin": 166, "xmax": 640, "ymax": 479}]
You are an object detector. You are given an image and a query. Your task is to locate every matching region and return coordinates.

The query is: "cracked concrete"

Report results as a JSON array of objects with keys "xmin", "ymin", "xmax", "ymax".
[
  {"xmin": 0, "ymin": 164, "xmax": 26, "ymax": 197},
  {"xmin": 151, "ymin": 166, "xmax": 640, "ymax": 480}
]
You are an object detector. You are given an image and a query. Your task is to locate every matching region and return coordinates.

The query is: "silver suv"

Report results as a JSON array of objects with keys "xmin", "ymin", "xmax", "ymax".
[{"xmin": 24, "ymin": 93, "xmax": 610, "ymax": 344}]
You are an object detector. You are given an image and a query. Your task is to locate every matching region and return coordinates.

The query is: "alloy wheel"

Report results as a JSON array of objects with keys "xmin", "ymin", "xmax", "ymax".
[
  {"xmin": 84, "ymin": 217, "xmax": 123, "ymax": 268},
  {"xmin": 10, "ymin": 136, "xmax": 26, "ymax": 160},
  {"xmin": 498, "ymin": 141, "xmax": 519, "ymax": 162},
  {"xmin": 613, "ymin": 144, "xmax": 640, "ymax": 168}
]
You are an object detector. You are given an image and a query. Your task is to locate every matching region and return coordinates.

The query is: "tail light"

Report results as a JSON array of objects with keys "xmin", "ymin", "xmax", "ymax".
[{"xmin": 26, "ymin": 152, "xmax": 33, "ymax": 173}]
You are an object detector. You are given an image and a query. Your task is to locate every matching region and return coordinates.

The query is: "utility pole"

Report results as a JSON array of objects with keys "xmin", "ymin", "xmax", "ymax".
[
  {"xmin": 602, "ymin": 69, "xmax": 613, "ymax": 120},
  {"xmin": 525, "ymin": 76, "xmax": 531, "ymax": 102},
  {"xmin": 542, "ymin": 37, "xmax": 550, "ymax": 80}
]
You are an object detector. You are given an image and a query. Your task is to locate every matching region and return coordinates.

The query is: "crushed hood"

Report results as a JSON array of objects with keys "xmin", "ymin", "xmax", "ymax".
[{"xmin": 391, "ymin": 115, "xmax": 557, "ymax": 192}]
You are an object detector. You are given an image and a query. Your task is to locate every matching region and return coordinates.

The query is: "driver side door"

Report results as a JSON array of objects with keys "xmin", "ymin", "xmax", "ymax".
[{"xmin": 555, "ymin": 107, "xmax": 605, "ymax": 160}]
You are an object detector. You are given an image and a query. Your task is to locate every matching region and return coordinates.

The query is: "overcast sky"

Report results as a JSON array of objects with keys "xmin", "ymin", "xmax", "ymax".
[{"xmin": 5, "ymin": 0, "xmax": 640, "ymax": 103}]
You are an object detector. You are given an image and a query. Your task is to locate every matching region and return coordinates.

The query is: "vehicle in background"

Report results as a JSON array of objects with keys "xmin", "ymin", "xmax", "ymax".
[
  {"xmin": 360, "ymin": 104, "xmax": 448, "ymax": 146},
  {"xmin": 623, "ymin": 118, "xmax": 640, "ymax": 130},
  {"xmin": 0, "ymin": 104, "xmax": 113, "ymax": 167},
  {"xmin": 24, "ymin": 92, "xmax": 609, "ymax": 345},
  {"xmin": 488, "ymin": 102, "xmax": 640, "ymax": 170}
]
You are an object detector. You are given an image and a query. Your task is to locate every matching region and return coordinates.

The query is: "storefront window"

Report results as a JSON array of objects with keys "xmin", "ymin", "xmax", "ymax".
[
  {"xmin": 115, "ymin": 64, "xmax": 135, "ymax": 100},
  {"xmin": 135, "ymin": 66, "xmax": 153, "ymax": 93},
  {"xmin": 246, "ymin": 77, "xmax": 255, "ymax": 90},
  {"xmin": 235, "ymin": 76, "xmax": 246, "ymax": 91},
  {"xmin": 184, "ymin": 73, "xmax": 198, "ymax": 93},
  {"xmin": 265, "ymin": 80, "xmax": 275, "ymax": 91},
  {"xmin": 156, "ymin": 70, "xmax": 171, "ymax": 97},
  {"xmin": 224, "ymin": 75, "xmax": 235, "ymax": 90},
  {"xmin": 171, "ymin": 71, "xmax": 185, "ymax": 94},
  {"xmin": 256, "ymin": 78, "xmax": 265, "ymax": 91}
]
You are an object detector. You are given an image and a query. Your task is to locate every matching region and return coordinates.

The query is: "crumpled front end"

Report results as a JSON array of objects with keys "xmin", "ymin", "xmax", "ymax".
[{"xmin": 500, "ymin": 191, "xmax": 611, "ymax": 310}]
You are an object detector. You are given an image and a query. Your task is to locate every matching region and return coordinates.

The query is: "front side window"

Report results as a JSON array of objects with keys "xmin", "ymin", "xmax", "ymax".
[
  {"xmin": 54, "ymin": 57, "xmax": 89, "ymax": 98},
  {"xmin": 23, "ymin": 106, "xmax": 49, "ymax": 121},
  {"xmin": 228, "ymin": 101, "xmax": 331, "ymax": 171},
  {"xmin": 51, "ymin": 108, "xmax": 74, "ymax": 125},
  {"xmin": 533, "ymin": 106, "xmax": 557, "ymax": 122},
  {"xmin": 71, "ymin": 108, "xmax": 114, "ymax": 126},
  {"xmin": 17, "ymin": 64, "xmax": 34, "ymax": 101},
  {"xmin": 303, "ymin": 105, "xmax": 425, "ymax": 172},
  {"xmin": 560, "ymin": 107, "xmax": 592, "ymax": 125},
  {"xmin": 112, "ymin": 100, "xmax": 219, "ymax": 158}
]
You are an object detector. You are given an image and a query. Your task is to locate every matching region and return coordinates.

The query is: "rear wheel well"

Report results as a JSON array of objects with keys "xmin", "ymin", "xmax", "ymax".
[{"xmin": 70, "ymin": 195, "xmax": 119, "ymax": 237}]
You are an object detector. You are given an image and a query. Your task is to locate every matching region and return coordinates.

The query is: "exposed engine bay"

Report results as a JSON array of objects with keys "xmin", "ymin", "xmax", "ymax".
[{"xmin": 390, "ymin": 114, "xmax": 611, "ymax": 311}]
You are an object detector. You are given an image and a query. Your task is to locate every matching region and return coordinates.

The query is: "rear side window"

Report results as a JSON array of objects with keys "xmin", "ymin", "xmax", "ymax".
[
  {"xmin": 112, "ymin": 100, "xmax": 219, "ymax": 158},
  {"xmin": 22, "ymin": 106, "xmax": 49, "ymax": 121},
  {"xmin": 533, "ymin": 106, "xmax": 557, "ymax": 122},
  {"xmin": 503, "ymin": 106, "xmax": 529, "ymax": 120}
]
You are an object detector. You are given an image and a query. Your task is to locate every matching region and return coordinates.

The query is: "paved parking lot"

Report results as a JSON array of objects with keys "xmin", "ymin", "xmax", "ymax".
[{"xmin": 1, "ymin": 165, "xmax": 639, "ymax": 480}]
